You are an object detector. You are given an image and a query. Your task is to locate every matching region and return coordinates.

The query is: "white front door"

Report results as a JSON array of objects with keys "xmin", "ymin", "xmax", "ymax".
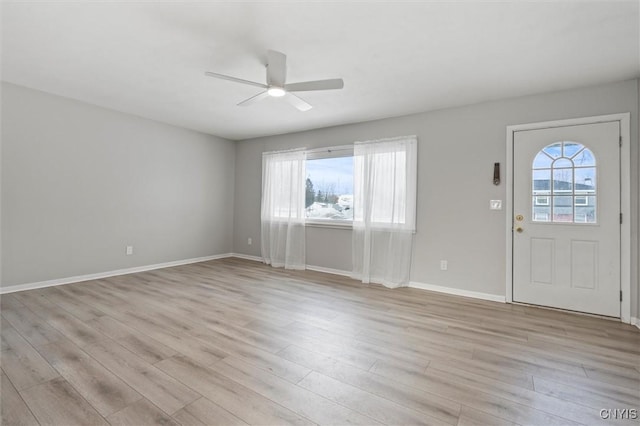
[{"xmin": 512, "ymin": 122, "xmax": 621, "ymax": 317}]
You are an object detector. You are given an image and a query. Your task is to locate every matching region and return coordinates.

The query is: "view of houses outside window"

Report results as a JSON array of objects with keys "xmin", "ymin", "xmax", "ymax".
[
  {"xmin": 532, "ymin": 142, "xmax": 596, "ymax": 223},
  {"xmin": 305, "ymin": 156, "xmax": 353, "ymax": 221}
]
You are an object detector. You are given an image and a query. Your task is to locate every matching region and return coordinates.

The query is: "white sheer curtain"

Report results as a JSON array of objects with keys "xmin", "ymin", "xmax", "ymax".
[
  {"xmin": 352, "ymin": 136, "xmax": 417, "ymax": 288},
  {"xmin": 261, "ymin": 149, "xmax": 307, "ymax": 270}
]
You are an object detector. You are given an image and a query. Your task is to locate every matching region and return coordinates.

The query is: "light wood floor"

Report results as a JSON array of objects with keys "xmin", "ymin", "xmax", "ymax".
[{"xmin": 1, "ymin": 258, "xmax": 638, "ymax": 426}]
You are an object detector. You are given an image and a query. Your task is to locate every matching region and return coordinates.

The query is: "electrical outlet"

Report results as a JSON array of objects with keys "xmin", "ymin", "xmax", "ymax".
[
  {"xmin": 440, "ymin": 260, "xmax": 448, "ymax": 270},
  {"xmin": 126, "ymin": 246, "xmax": 134, "ymax": 255},
  {"xmin": 247, "ymin": 238, "xmax": 252, "ymax": 245}
]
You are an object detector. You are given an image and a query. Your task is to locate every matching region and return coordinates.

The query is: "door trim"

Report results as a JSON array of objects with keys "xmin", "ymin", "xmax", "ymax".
[{"xmin": 506, "ymin": 113, "xmax": 631, "ymax": 322}]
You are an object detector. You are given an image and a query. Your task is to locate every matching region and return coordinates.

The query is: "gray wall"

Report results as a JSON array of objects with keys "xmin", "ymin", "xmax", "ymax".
[
  {"xmin": 233, "ymin": 79, "xmax": 639, "ymax": 316},
  {"xmin": 1, "ymin": 83, "xmax": 235, "ymax": 287}
]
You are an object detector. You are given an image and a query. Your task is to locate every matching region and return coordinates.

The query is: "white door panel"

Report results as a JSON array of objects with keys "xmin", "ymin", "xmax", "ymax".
[{"xmin": 513, "ymin": 122, "xmax": 620, "ymax": 317}]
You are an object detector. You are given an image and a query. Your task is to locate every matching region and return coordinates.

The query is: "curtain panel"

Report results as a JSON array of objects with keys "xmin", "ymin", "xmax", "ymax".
[
  {"xmin": 352, "ymin": 136, "xmax": 418, "ymax": 288},
  {"xmin": 260, "ymin": 149, "xmax": 307, "ymax": 270}
]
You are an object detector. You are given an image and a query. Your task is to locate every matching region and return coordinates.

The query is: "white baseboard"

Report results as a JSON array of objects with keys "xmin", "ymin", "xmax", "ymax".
[
  {"xmin": 306, "ymin": 265, "xmax": 351, "ymax": 277},
  {"xmin": 229, "ymin": 254, "xmax": 352, "ymax": 278},
  {"xmin": 0, "ymin": 253, "xmax": 233, "ymax": 295},
  {"xmin": 229, "ymin": 253, "xmax": 263, "ymax": 263},
  {"xmin": 409, "ymin": 281, "xmax": 506, "ymax": 303},
  {"xmin": 5, "ymin": 251, "xmax": 631, "ymax": 326},
  {"xmin": 305, "ymin": 265, "xmax": 506, "ymax": 305},
  {"xmin": 1, "ymin": 252, "xmax": 502, "ymax": 306}
]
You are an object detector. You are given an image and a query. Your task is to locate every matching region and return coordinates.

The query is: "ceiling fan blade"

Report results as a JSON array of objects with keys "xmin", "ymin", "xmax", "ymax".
[
  {"xmin": 237, "ymin": 91, "xmax": 270, "ymax": 107},
  {"xmin": 267, "ymin": 50, "xmax": 287, "ymax": 86},
  {"xmin": 205, "ymin": 72, "xmax": 267, "ymax": 89},
  {"xmin": 284, "ymin": 93, "xmax": 312, "ymax": 112},
  {"xmin": 285, "ymin": 78, "xmax": 344, "ymax": 92}
]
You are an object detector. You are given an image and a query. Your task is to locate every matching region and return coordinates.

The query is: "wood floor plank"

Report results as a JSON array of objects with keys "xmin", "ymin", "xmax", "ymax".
[
  {"xmin": 279, "ymin": 320, "xmax": 360, "ymax": 346},
  {"xmin": 20, "ymin": 377, "xmax": 109, "ymax": 426},
  {"xmin": 42, "ymin": 287, "xmax": 107, "ymax": 321},
  {"xmin": 1, "ymin": 304, "xmax": 65, "ymax": 347},
  {"xmin": 37, "ymin": 339, "xmax": 142, "ymax": 416},
  {"xmin": 193, "ymin": 317, "xmax": 291, "ymax": 354},
  {"xmin": 106, "ymin": 398, "xmax": 180, "ymax": 426},
  {"xmin": 297, "ymin": 370, "xmax": 450, "ymax": 426},
  {"xmin": 1, "ymin": 322, "xmax": 59, "ymax": 390},
  {"xmin": 0, "ymin": 326, "xmax": 9, "ymax": 352},
  {"xmin": 455, "ymin": 406, "xmax": 518, "ymax": 426},
  {"xmin": 532, "ymin": 364, "xmax": 640, "ymax": 405},
  {"xmin": 279, "ymin": 344, "xmax": 460, "ymax": 424},
  {"xmin": 1, "ymin": 294, "xmax": 25, "ymax": 310},
  {"xmin": 14, "ymin": 292, "xmax": 108, "ymax": 348},
  {"xmin": 193, "ymin": 332, "xmax": 311, "ymax": 383},
  {"xmin": 425, "ymin": 362, "xmax": 605, "ymax": 425},
  {"xmin": 533, "ymin": 376, "xmax": 639, "ymax": 410},
  {"xmin": 526, "ymin": 331, "xmax": 640, "ymax": 369},
  {"xmin": 214, "ymin": 356, "xmax": 383, "ymax": 425},
  {"xmin": 445, "ymin": 323, "xmax": 529, "ymax": 345},
  {"xmin": 104, "ymin": 310, "xmax": 228, "ymax": 365},
  {"xmin": 354, "ymin": 326, "xmax": 475, "ymax": 361},
  {"xmin": 186, "ymin": 327, "xmax": 312, "ymax": 383},
  {"xmin": 172, "ymin": 397, "xmax": 249, "ymax": 426},
  {"xmin": 11, "ymin": 291, "xmax": 60, "ymax": 316},
  {"xmin": 368, "ymin": 358, "xmax": 430, "ymax": 387},
  {"xmin": 155, "ymin": 355, "xmax": 315, "ymax": 426},
  {"xmin": 471, "ymin": 347, "xmax": 587, "ymax": 378},
  {"xmin": 371, "ymin": 353, "xmax": 582, "ymax": 426},
  {"xmin": 85, "ymin": 315, "xmax": 177, "ymax": 364},
  {"xmin": 1, "ymin": 369, "xmax": 39, "ymax": 426},
  {"xmin": 426, "ymin": 357, "xmax": 534, "ymax": 390},
  {"xmin": 243, "ymin": 319, "xmax": 378, "ymax": 370},
  {"xmin": 583, "ymin": 364, "xmax": 640, "ymax": 391},
  {"xmin": 83, "ymin": 340, "xmax": 200, "ymax": 415}
]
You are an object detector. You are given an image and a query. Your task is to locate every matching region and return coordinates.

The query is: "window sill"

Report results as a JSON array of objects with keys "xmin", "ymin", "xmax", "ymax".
[{"xmin": 305, "ymin": 220, "xmax": 353, "ymax": 230}]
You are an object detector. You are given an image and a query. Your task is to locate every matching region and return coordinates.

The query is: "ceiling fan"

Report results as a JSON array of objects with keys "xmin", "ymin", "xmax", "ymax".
[{"xmin": 205, "ymin": 50, "xmax": 344, "ymax": 111}]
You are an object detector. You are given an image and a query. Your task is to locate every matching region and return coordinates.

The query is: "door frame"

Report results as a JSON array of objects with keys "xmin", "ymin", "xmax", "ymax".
[{"xmin": 505, "ymin": 113, "xmax": 631, "ymax": 322}]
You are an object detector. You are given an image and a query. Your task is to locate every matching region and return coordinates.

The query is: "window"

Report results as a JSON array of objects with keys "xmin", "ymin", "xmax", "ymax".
[
  {"xmin": 533, "ymin": 212, "xmax": 550, "ymax": 221},
  {"xmin": 261, "ymin": 136, "xmax": 417, "ymax": 282},
  {"xmin": 305, "ymin": 147, "xmax": 354, "ymax": 224},
  {"xmin": 534, "ymin": 196, "xmax": 549, "ymax": 206},
  {"xmin": 264, "ymin": 138, "xmax": 416, "ymax": 230},
  {"xmin": 531, "ymin": 141, "xmax": 596, "ymax": 224},
  {"xmin": 574, "ymin": 195, "xmax": 588, "ymax": 206}
]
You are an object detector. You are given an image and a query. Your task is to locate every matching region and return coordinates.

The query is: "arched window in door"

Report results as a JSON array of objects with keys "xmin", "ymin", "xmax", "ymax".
[{"xmin": 532, "ymin": 142, "xmax": 596, "ymax": 223}]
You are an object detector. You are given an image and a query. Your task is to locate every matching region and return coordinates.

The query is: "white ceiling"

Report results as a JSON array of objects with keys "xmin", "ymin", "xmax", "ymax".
[{"xmin": 2, "ymin": 1, "xmax": 639, "ymax": 140}]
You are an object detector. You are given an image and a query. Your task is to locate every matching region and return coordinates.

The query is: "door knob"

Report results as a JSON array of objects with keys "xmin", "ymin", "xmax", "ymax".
[{"xmin": 515, "ymin": 227, "xmax": 524, "ymax": 233}]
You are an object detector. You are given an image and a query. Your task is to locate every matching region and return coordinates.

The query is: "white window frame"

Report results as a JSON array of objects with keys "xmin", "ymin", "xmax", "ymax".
[
  {"xmin": 533, "ymin": 212, "xmax": 550, "ymax": 222},
  {"xmin": 534, "ymin": 195, "xmax": 550, "ymax": 206},
  {"xmin": 305, "ymin": 145, "xmax": 354, "ymax": 229},
  {"xmin": 574, "ymin": 195, "xmax": 588, "ymax": 206}
]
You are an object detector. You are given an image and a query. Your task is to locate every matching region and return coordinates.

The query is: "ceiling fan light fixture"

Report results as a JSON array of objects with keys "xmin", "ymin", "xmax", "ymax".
[
  {"xmin": 205, "ymin": 50, "xmax": 344, "ymax": 111},
  {"xmin": 267, "ymin": 86, "xmax": 286, "ymax": 97}
]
